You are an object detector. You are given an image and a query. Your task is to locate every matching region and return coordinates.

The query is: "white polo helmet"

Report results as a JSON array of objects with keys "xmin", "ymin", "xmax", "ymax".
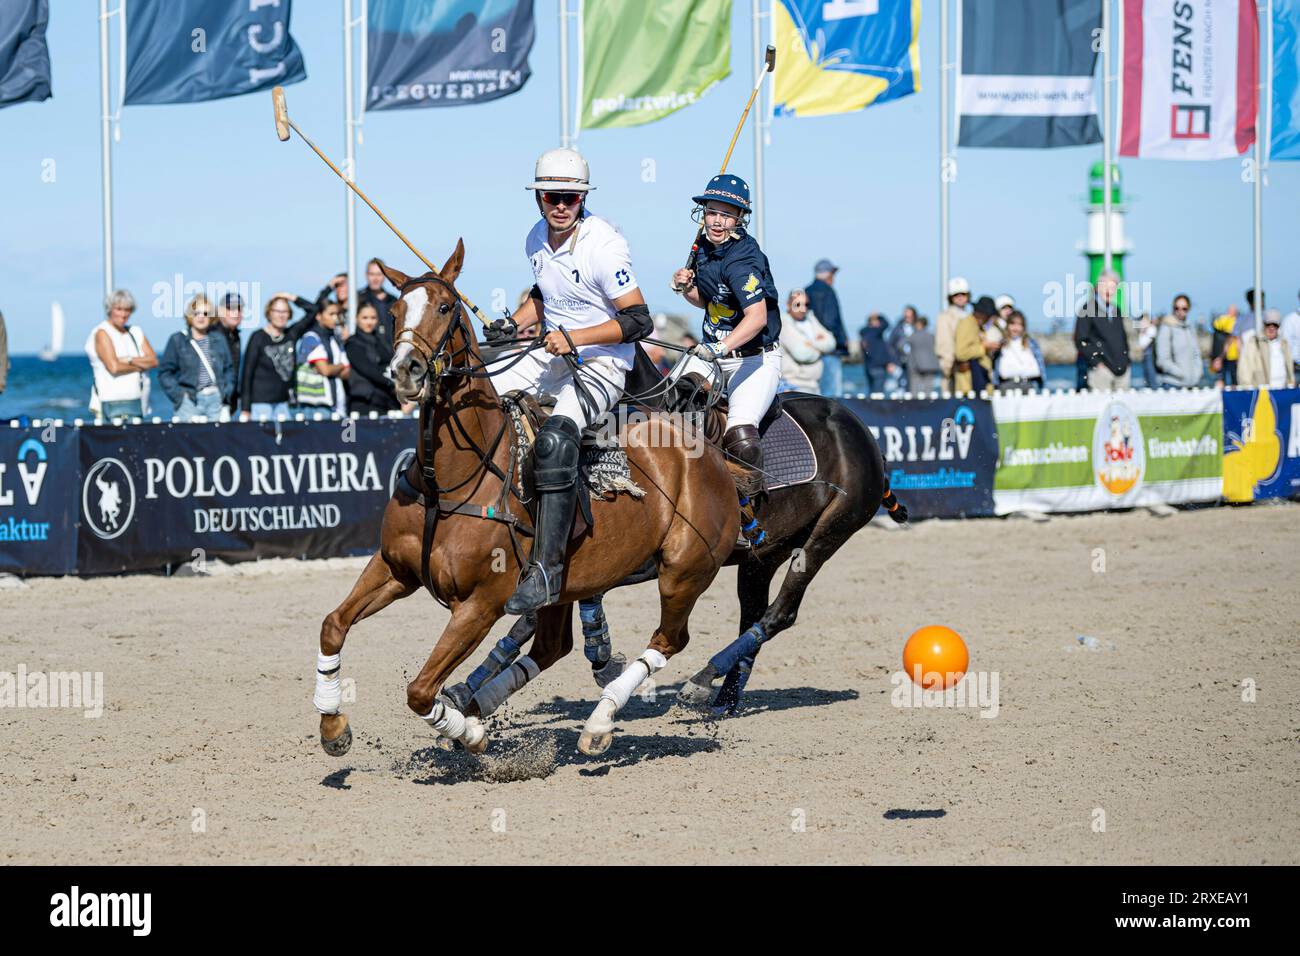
[{"xmin": 525, "ymin": 147, "xmax": 595, "ymax": 193}]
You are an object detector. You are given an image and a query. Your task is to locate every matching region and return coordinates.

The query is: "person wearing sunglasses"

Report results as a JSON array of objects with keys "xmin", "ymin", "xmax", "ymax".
[
  {"xmin": 487, "ymin": 147, "xmax": 654, "ymax": 615},
  {"xmin": 669, "ymin": 174, "xmax": 783, "ymax": 544},
  {"xmin": 1153, "ymin": 294, "xmax": 1203, "ymax": 388}
]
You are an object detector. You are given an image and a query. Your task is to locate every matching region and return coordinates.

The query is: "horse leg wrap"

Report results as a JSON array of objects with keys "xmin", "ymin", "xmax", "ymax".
[
  {"xmin": 471, "ymin": 655, "xmax": 540, "ymax": 717},
  {"xmin": 712, "ymin": 655, "xmax": 756, "ymax": 715},
  {"xmin": 314, "ymin": 652, "xmax": 342, "ymax": 715},
  {"xmin": 580, "ymin": 597, "xmax": 610, "ymax": 665},
  {"xmin": 709, "ymin": 623, "xmax": 768, "ymax": 678},
  {"xmin": 420, "ymin": 698, "xmax": 484, "ymax": 749},
  {"xmin": 466, "ymin": 635, "xmax": 522, "ymax": 696},
  {"xmin": 600, "ymin": 648, "xmax": 667, "ymax": 713}
]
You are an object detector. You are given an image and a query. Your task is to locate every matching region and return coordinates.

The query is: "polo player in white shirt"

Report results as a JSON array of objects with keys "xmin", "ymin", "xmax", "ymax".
[{"xmin": 489, "ymin": 148, "xmax": 653, "ymax": 614}]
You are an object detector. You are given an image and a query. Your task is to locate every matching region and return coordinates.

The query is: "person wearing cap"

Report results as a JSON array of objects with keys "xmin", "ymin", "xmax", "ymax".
[
  {"xmin": 1237, "ymin": 310, "xmax": 1296, "ymax": 389},
  {"xmin": 1074, "ymin": 270, "xmax": 1131, "ymax": 391},
  {"xmin": 936, "ymin": 276, "xmax": 971, "ymax": 392},
  {"xmin": 671, "ymin": 173, "xmax": 783, "ymax": 544},
  {"xmin": 804, "ymin": 259, "xmax": 846, "ymax": 397},
  {"xmin": 486, "ymin": 147, "xmax": 654, "ymax": 614},
  {"xmin": 215, "ymin": 292, "xmax": 245, "ymax": 415},
  {"xmin": 952, "ymin": 295, "xmax": 998, "ymax": 394}
]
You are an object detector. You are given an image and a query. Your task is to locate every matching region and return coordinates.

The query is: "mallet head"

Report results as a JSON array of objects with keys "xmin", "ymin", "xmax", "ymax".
[
  {"xmin": 764, "ymin": 45, "xmax": 776, "ymax": 72},
  {"xmin": 272, "ymin": 86, "xmax": 290, "ymax": 142}
]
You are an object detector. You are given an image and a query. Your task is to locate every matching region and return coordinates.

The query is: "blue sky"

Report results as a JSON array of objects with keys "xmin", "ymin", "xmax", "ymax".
[{"xmin": 0, "ymin": 0, "xmax": 1295, "ymax": 354}]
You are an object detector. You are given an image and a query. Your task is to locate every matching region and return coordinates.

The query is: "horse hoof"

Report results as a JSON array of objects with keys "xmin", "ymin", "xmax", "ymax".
[
  {"xmin": 677, "ymin": 678, "xmax": 715, "ymax": 707},
  {"xmin": 578, "ymin": 730, "xmax": 613, "ymax": 756},
  {"xmin": 434, "ymin": 736, "xmax": 458, "ymax": 752},
  {"xmin": 463, "ymin": 717, "xmax": 488, "ymax": 754},
  {"xmin": 321, "ymin": 723, "xmax": 353, "ymax": 757},
  {"xmin": 592, "ymin": 653, "xmax": 626, "ymax": 689}
]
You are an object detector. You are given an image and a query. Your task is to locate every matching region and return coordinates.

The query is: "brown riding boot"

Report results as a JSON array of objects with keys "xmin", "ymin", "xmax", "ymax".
[{"xmin": 723, "ymin": 425, "xmax": 766, "ymax": 546}]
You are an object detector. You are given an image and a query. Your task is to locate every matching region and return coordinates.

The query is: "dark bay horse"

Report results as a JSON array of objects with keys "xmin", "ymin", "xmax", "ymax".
[
  {"xmin": 446, "ymin": 381, "xmax": 909, "ymax": 720},
  {"xmin": 312, "ymin": 241, "xmax": 739, "ymax": 757}
]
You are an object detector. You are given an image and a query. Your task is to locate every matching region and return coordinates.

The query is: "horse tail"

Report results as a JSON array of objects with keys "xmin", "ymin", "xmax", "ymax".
[{"xmin": 880, "ymin": 465, "xmax": 909, "ymax": 525}]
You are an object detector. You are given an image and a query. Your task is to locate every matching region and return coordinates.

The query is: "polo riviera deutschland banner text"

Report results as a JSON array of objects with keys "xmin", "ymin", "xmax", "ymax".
[
  {"xmin": 992, "ymin": 389, "xmax": 1223, "ymax": 514},
  {"xmin": 957, "ymin": 0, "xmax": 1101, "ymax": 148},
  {"xmin": 366, "ymin": 0, "xmax": 535, "ymax": 110},
  {"xmin": 772, "ymin": 0, "xmax": 921, "ymax": 118},
  {"xmin": 579, "ymin": 0, "xmax": 731, "ymax": 129},
  {"xmin": 1119, "ymin": 0, "xmax": 1259, "ymax": 160}
]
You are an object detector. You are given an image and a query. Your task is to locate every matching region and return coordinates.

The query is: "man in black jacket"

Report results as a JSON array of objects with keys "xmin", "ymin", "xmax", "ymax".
[
  {"xmin": 805, "ymin": 258, "xmax": 847, "ymax": 397},
  {"xmin": 215, "ymin": 293, "xmax": 245, "ymax": 415},
  {"xmin": 1074, "ymin": 271, "xmax": 1131, "ymax": 390}
]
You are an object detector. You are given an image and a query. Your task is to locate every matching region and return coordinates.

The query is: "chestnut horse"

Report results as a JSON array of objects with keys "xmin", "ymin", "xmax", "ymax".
[{"xmin": 311, "ymin": 241, "xmax": 739, "ymax": 757}]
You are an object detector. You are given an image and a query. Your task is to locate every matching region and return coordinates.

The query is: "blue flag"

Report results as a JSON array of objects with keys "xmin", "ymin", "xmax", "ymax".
[
  {"xmin": 0, "ymin": 0, "xmax": 51, "ymax": 108},
  {"xmin": 1273, "ymin": 0, "xmax": 1300, "ymax": 160},
  {"xmin": 124, "ymin": 0, "xmax": 306, "ymax": 105},
  {"xmin": 366, "ymin": 0, "xmax": 535, "ymax": 110}
]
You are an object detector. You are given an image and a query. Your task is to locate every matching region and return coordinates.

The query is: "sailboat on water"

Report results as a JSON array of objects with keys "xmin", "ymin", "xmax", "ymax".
[{"xmin": 38, "ymin": 302, "xmax": 64, "ymax": 361}]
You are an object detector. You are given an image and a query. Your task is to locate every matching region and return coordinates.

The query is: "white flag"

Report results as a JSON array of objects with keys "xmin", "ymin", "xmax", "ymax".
[{"xmin": 1119, "ymin": 0, "xmax": 1259, "ymax": 160}]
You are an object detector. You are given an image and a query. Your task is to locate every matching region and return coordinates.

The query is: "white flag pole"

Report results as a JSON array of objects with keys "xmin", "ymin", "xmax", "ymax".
[
  {"xmin": 343, "ymin": 0, "xmax": 358, "ymax": 331},
  {"xmin": 1102, "ymin": 0, "xmax": 1113, "ymax": 275},
  {"xmin": 752, "ymin": 0, "xmax": 767, "ymax": 246},
  {"xmin": 573, "ymin": 0, "xmax": 584, "ymax": 144},
  {"xmin": 98, "ymin": 0, "xmax": 116, "ymax": 300},
  {"xmin": 1253, "ymin": 0, "xmax": 1266, "ymax": 334},
  {"xmin": 558, "ymin": 0, "xmax": 570, "ymax": 147},
  {"xmin": 940, "ymin": 0, "xmax": 951, "ymax": 309}
]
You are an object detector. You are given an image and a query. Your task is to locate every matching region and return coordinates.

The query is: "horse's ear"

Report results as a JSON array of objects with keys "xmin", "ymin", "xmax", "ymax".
[
  {"xmin": 377, "ymin": 259, "xmax": 409, "ymax": 291},
  {"xmin": 440, "ymin": 238, "xmax": 465, "ymax": 284}
]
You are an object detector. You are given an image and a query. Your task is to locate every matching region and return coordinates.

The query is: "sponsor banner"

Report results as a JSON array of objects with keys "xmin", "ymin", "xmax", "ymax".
[
  {"xmin": 840, "ymin": 397, "xmax": 997, "ymax": 519},
  {"xmin": 579, "ymin": 0, "xmax": 731, "ymax": 129},
  {"xmin": 993, "ymin": 389, "xmax": 1223, "ymax": 514},
  {"xmin": 0, "ymin": 425, "xmax": 77, "ymax": 574},
  {"xmin": 1222, "ymin": 387, "xmax": 1300, "ymax": 500},
  {"xmin": 772, "ymin": 0, "xmax": 921, "ymax": 119},
  {"xmin": 366, "ymin": 0, "xmax": 535, "ymax": 110},
  {"xmin": 123, "ymin": 0, "xmax": 307, "ymax": 105},
  {"xmin": 1272, "ymin": 0, "xmax": 1300, "ymax": 160},
  {"xmin": 0, "ymin": 0, "xmax": 51, "ymax": 109},
  {"xmin": 957, "ymin": 0, "xmax": 1102, "ymax": 148},
  {"xmin": 1119, "ymin": 0, "xmax": 1258, "ymax": 160},
  {"xmin": 76, "ymin": 421, "xmax": 416, "ymax": 574}
]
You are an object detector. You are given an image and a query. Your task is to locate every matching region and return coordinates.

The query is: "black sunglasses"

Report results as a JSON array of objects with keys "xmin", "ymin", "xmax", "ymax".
[{"xmin": 541, "ymin": 191, "xmax": 583, "ymax": 207}]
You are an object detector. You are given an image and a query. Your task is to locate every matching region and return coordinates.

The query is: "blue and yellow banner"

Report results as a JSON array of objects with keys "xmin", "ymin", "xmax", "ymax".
[
  {"xmin": 772, "ymin": 0, "xmax": 920, "ymax": 118},
  {"xmin": 1223, "ymin": 388, "xmax": 1300, "ymax": 501}
]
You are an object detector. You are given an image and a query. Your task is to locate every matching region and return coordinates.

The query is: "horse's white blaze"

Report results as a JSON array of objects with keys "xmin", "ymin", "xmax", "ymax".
[{"xmin": 388, "ymin": 285, "xmax": 429, "ymax": 378}]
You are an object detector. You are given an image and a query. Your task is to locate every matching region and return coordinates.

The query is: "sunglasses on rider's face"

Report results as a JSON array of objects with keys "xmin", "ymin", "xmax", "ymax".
[{"xmin": 541, "ymin": 191, "xmax": 583, "ymax": 207}]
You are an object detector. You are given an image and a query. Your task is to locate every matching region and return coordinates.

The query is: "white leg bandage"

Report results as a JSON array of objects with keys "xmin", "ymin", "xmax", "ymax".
[
  {"xmin": 421, "ymin": 699, "xmax": 466, "ymax": 739},
  {"xmin": 314, "ymin": 652, "xmax": 342, "ymax": 714},
  {"xmin": 600, "ymin": 648, "xmax": 667, "ymax": 712},
  {"xmin": 471, "ymin": 655, "xmax": 540, "ymax": 718}
]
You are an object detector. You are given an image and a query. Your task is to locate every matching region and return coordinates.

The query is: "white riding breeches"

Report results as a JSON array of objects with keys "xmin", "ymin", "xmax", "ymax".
[
  {"xmin": 488, "ymin": 349, "xmax": 626, "ymax": 430},
  {"xmin": 670, "ymin": 347, "xmax": 783, "ymax": 430}
]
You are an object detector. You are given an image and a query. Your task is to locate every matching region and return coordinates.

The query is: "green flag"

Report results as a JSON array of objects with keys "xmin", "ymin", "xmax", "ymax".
[{"xmin": 579, "ymin": 0, "xmax": 731, "ymax": 130}]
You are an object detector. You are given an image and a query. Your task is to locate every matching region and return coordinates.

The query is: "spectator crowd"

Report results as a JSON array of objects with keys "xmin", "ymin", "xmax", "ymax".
[
  {"xmin": 84, "ymin": 259, "xmax": 412, "ymax": 421},
  {"xmin": 81, "ymin": 255, "xmax": 1300, "ymax": 421}
]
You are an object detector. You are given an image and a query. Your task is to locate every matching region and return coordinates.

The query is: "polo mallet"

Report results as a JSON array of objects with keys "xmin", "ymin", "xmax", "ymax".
[
  {"xmin": 672, "ymin": 45, "xmax": 775, "ymax": 293},
  {"xmin": 271, "ymin": 85, "xmax": 492, "ymax": 328}
]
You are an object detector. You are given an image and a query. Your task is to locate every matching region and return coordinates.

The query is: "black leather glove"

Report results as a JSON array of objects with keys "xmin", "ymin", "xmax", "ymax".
[{"xmin": 484, "ymin": 317, "xmax": 517, "ymax": 344}]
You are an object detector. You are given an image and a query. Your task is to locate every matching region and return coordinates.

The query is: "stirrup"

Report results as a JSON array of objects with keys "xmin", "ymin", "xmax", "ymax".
[
  {"xmin": 504, "ymin": 562, "xmax": 561, "ymax": 614},
  {"xmin": 738, "ymin": 494, "xmax": 767, "ymax": 547}
]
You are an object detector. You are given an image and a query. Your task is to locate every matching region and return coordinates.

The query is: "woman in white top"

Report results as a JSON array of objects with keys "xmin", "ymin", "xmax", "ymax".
[
  {"xmin": 994, "ymin": 311, "xmax": 1045, "ymax": 392},
  {"xmin": 778, "ymin": 289, "xmax": 836, "ymax": 393},
  {"xmin": 84, "ymin": 289, "xmax": 158, "ymax": 419}
]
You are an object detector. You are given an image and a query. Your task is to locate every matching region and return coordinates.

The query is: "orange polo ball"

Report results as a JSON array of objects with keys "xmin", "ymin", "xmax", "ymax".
[{"xmin": 903, "ymin": 626, "xmax": 969, "ymax": 690}]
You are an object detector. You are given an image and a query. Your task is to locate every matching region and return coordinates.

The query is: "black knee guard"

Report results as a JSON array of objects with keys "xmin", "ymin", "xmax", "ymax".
[
  {"xmin": 533, "ymin": 416, "xmax": 582, "ymax": 491},
  {"xmin": 723, "ymin": 424, "xmax": 765, "ymax": 498}
]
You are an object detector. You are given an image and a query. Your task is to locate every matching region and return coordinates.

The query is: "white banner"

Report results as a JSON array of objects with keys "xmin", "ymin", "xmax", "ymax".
[{"xmin": 1119, "ymin": 0, "xmax": 1259, "ymax": 160}]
